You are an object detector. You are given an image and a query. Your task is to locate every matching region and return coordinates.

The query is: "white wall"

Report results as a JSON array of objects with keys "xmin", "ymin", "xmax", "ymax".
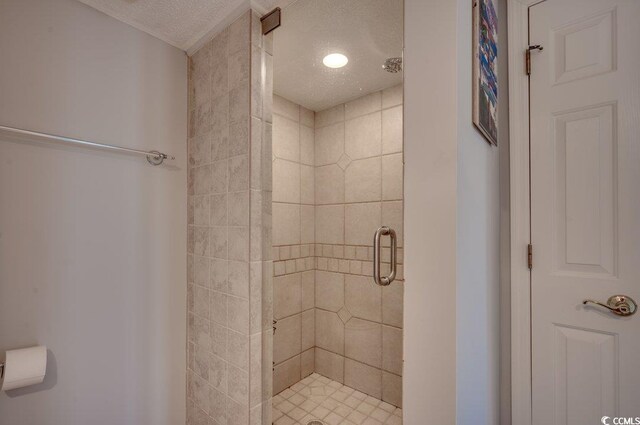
[
  {"xmin": 404, "ymin": 0, "xmax": 459, "ymax": 423},
  {"xmin": 0, "ymin": 1, "xmax": 187, "ymax": 424},
  {"xmin": 455, "ymin": 0, "xmax": 501, "ymax": 423},
  {"xmin": 404, "ymin": 0, "xmax": 505, "ymax": 424},
  {"xmin": 497, "ymin": 0, "xmax": 511, "ymax": 423}
]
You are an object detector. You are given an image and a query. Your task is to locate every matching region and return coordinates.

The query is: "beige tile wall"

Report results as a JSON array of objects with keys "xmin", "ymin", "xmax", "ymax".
[
  {"xmin": 187, "ymin": 10, "xmax": 274, "ymax": 425},
  {"xmin": 313, "ymin": 86, "xmax": 404, "ymax": 408},
  {"xmin": 271, "ymin": 85, "xmax": 404, "ymax": 408},
  {"xmin": 272, "ymin": 95, "xmax": 316, "ymax": 394}
]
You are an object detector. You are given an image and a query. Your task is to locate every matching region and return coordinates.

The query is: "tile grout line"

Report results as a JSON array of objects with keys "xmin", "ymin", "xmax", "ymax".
[
  {"xmin": 298, "ymin": 102, "xmax": 303, "ymax": 384},
  {"xmin": 340, "ymin": 103, "xmax": 347, "ymax": 386},
  {"xmin": 379, "ymin": 92, "xmax": 385, "ymax": 395}
]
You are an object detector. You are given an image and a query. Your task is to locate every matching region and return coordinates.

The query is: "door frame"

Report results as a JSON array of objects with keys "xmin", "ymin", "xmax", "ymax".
[{"xmin": 507, "ymin": 1, "xmax": 544, "ymax": 424}]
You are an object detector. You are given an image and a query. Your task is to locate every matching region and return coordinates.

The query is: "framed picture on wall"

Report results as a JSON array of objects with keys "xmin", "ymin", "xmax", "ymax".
[{"xmin": 473, "ymin": 0, "xmax": 498, "ymax": 145}]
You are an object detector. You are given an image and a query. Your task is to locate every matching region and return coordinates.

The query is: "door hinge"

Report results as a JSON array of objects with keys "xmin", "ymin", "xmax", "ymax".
[
  {"xmin": 527, "ymin": 244, "xmax": 533, "ymax": 269},
  {"xmin": 525, "ymin": 45, "xmax": 543, "ymax": 75},
  {"xmin": 261, "ymin": 7, "xmax": 281, "ymax": 35}
]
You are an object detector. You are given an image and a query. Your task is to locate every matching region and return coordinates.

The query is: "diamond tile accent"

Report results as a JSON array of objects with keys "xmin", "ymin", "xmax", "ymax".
[
  {"xmin": 273, "ymin": 373, "xmax": 402, "ymax": 425},
  {"xmin": 337, "ymin": 153, "xmax": 352, "ymax": 170},
  {"xmin": 338, "ymin": 307, "xmax": 352, "ymax": 324}
]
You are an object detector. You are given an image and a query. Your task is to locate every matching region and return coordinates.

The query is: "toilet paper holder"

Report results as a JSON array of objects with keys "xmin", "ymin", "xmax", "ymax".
[{"xmin": 1, "ymin": 346, "xmax": 48, "ymax": 391}]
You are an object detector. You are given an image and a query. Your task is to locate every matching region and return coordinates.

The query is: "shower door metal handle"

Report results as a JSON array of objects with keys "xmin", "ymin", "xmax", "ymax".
[{"xmin": 373, "ymin": 226, "xmax": 397, "ymax": 286}]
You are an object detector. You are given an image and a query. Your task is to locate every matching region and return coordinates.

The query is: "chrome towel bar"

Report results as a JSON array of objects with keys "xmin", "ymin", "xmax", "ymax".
[{"xmin": 0, "ymin": 125, "xmax": 175, "ymax": 165}]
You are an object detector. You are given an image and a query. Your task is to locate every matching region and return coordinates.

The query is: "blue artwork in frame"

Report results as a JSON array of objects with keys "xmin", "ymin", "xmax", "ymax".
[{"xmin": 473, "ymin": 0, "xmax": 498, "ymax": 145}]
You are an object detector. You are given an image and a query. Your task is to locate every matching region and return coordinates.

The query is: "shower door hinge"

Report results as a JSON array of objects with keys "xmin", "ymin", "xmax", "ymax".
[
  {"xmin": 527, "ymin": 244, "xmax": 533, "ymax": 269},
  {"xmin": 261, "ymin": 7, "xmax": 281, "ymax": 35},
  {"xmin": 525, "ymin": 45, "xmax": 543, "ymax": 75}
]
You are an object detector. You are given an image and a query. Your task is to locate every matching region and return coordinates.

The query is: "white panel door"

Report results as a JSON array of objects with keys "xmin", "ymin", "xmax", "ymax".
[{"xmin": 529, "ymin": 1, "xmax": 640, "ymax": 424}]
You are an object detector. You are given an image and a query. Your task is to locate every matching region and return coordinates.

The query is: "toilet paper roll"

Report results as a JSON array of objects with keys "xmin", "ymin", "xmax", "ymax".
[{"xmin": 1, "ymin": 346, "xmax": 47, "ymax": 391}]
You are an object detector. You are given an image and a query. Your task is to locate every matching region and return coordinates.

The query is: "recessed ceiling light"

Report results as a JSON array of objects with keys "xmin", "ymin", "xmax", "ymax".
[{"xmin": 323, "ymin": 53, "xmax": 348, "ymax": 68}]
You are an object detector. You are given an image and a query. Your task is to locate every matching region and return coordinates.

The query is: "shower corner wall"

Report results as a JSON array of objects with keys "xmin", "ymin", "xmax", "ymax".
[
  {"xmin": 250, "ymin": 9, "xmax": 275, "ymax": 425},
  {"xmin": 186, "ymin": 9, "xmax": 274, "ymax": 425},
  {"xmin": 271, "ymin": 94, "xmax": 318, "ymax": 395}
]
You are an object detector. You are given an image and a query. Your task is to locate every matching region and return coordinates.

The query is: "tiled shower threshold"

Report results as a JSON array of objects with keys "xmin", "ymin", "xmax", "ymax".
[{"xmin": 273, "ymin": 373, "xmax": 402, "ymax": 425}]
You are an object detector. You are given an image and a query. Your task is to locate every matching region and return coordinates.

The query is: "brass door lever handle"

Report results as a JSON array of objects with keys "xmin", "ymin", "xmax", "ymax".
[{"xmin": 583, "ymin": 295, "xmax": 637, "ymax": 317}]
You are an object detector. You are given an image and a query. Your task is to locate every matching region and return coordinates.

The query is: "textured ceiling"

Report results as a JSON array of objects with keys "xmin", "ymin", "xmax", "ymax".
[
  {"xmin": 274, "ymin": 0, "xmax": 403, "ymax": 111},
  {"xmin": 76, "ymin": 0, "xmax": 279, "ymax": 51},
  {"xmin": 77, "ymin": 0, "xmax": 403, "ymax": 111}
]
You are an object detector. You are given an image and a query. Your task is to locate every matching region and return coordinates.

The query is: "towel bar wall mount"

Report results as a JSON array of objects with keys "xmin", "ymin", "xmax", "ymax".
[{"xmin": 0, "ymin": 125, "xmax": 175, "ymax": 166}]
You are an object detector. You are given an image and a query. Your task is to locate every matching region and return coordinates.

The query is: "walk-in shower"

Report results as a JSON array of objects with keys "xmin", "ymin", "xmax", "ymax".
[{"xmin": 271, "ymin": 1, "xmax": 404, "ymax": 423}]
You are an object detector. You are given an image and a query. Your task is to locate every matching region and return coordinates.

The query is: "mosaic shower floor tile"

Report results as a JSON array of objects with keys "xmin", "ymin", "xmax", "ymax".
[{"xmin": 273, "ymin": 373, "xmax": 402, "ymax": 425}]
